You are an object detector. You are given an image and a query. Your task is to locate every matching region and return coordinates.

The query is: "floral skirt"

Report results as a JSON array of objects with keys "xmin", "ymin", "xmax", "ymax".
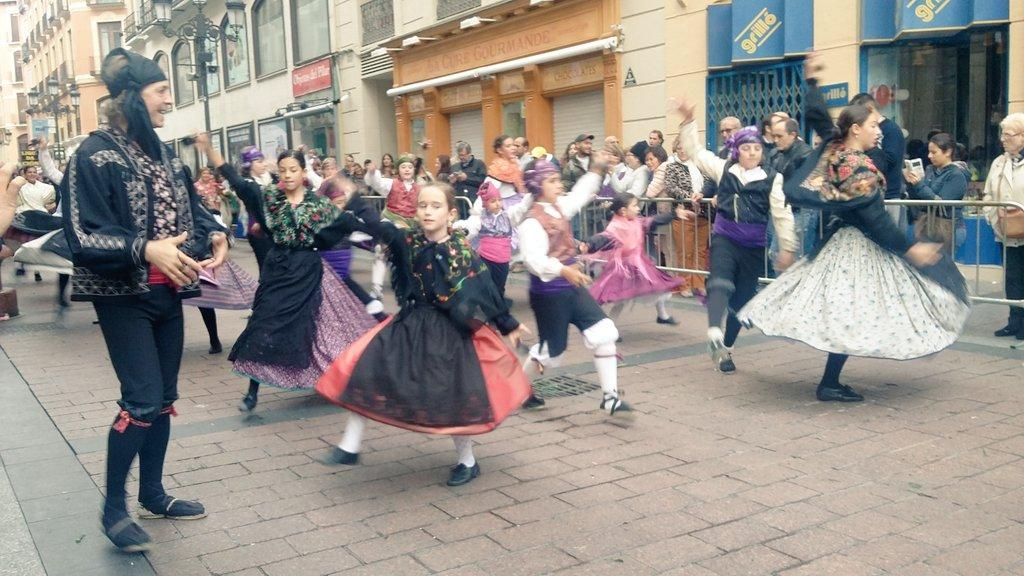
[{"xmin": 738, "ymin": 227, "xmax": 970, "ymax": 360}]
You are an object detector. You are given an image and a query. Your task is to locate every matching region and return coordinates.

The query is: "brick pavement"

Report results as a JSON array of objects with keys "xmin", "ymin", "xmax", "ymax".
[{"xmin": 1, "ymin": 245, "xmax": 1023, "ymax": 575}]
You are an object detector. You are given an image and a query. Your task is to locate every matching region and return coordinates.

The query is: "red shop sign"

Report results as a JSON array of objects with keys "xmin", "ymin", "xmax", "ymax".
[{"xmin": 292, "ymin": 58, "xmax": 333, "ymax": 98}]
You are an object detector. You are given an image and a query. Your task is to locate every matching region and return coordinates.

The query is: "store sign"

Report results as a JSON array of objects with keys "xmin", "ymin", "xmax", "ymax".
[
  {"xmin": 398, "ymin": 6, "xmax": 602, "ymax": 84},
  {"xmin": 20, "ymin": 149, "xmax": 38, "ymax": 166},
  {"xmin": 709, "ymin": 0, "xmax": 813, "ymax": 69},
  {"xmin": 541, "ymin": 56, "xmax": 603, "ymax": 92},
  {"xmin": 292, "ymin": 58, "xmax": 332, "ymax": 98},
  {"xmin": 819, "ymin": 82, "xmax": 849, "ymax": 108},
  {"xmin": 31, "ymin": 118, "xmax": 53, "ymax": 137},
  {"xmin": 259, "ymin": 118, "xmax": 290, "ymax": 161},
  {"xmin": 863, "ymin": 0, "xmax": 1009, "ymax": 41},
  {"xmin": 439, "ymin": 82, "xmax": 481, "ymax": 109}
]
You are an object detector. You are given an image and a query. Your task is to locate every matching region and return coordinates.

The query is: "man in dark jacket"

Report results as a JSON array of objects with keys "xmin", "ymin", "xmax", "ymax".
[
  {"xmin": 851, "ymin": 93, "xmax": 906, "ymax": 225},
  {"xmin": 450, "ymin": 141, "xmax": 486, "ymax": 219},
  {"xmin": 62, "ymin": 48, "xmax": 227, "ymax": 552},
  {"xmin": 770, "ymin": 117, "xmax": 817, "ymax": 254}
]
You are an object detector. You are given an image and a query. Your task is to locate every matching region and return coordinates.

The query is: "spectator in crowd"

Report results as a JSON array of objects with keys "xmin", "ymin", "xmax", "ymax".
[
  {"xmin": 559, "ymin": 142, "xmax": 578, "ymax": 170},
  {"xmin": 983, "ymin": 113, "xmax": 1024, "ymax": 340},
  {"xmin": 648, "ymin": 130, "xmax": 664, "ymax": 149},
  {"xmin": 659, "ymin": 134, "xmax": 709, "ymax": 296},
  {"xmin": 531, "ymin": 146, "xmax": 559, "ymax": 168},
  {"xmin": 414, "ymin": 156, "xmax": 434, "ymax": 184},
  {"xmin": 514, "ymin": 136, "xmax": 533, "ymax": 169},
  {"xmin": 717, "ymin": 116, "xmax": 742, "ymax": 159},
  {"xmin": 760, "ymin": 112, "xmax": 788, "ymax": 167},
  {"xmin": 5, "ymin": 165, "xmax": 58, "ymax": 282},
  {"xmin": 435, "ymin": 154, "xmax": 452, "ymax": 184},
  {"xmin": 850, "ymin": 92, "xmax": 906, "ymax": 224},
  {"xmin": 770, "ymin": 117, "xmax": 817, "ymax": 254},
  {"xmin": 605, "ymin": 135, "xmax": 621, "ymax": 147},
  {"xmin": 617, "ymin": 141, "xmax": 651, "ymax": 198},
  {"xmin": 905, "ymin": 132, "xmax": 968, "ymax": 255},
  {"xmin": 380, "ymin": 153, "xmax": 396, "ymax": 178},
  {"xmin": 194, "ymin": 167, "xmax": 225, "ymax": 217},
  {"xmin": 643, "ymin": 144, "xmax": 671, "ymax": 264},
  {"xmin": 562, "ymin": 134, "xmax": 595, "ymax": 192},
  {"xmin": 450, "ymin": 141, "xmax": 487, "ymax": 219}
]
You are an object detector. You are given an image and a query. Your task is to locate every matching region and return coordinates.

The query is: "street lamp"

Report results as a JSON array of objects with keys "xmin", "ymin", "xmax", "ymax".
[
  {"xmin": 156, "ymin": 0, "xmax": 246, "ymax": 136},
  {"xmin": 26, "ymin": 80, "xmax": 81, "ymax": 161}
]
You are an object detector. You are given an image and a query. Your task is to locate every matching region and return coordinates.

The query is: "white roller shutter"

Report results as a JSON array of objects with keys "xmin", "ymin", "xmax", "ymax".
[
  {"xmin": 449, "ymin": 109, "xmax": 484, "ymax": 159},
  {"xmin": 553, "ymin": 90, "xmax": 605, "ymax": 156}
]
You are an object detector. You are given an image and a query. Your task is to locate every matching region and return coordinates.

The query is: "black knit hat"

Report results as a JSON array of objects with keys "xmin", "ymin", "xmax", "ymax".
[{"xmin": 101, "ymin": 48, "xmax": 167, "ymax": 98}]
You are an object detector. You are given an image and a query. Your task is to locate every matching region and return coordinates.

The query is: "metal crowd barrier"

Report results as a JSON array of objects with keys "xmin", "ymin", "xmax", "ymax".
[{"xmin": 574, "ymin": 196, "xmax": 1024, "ymax": 309}]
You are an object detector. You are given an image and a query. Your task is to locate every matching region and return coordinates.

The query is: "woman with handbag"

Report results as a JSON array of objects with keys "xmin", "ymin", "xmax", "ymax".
[
  {"xmin": 983, "ymin": 113, "xmax": 1024, "ymax": 340},
  {"xmin": 905, "ymin": 132, "xmax": 968, "ymax": 256}
]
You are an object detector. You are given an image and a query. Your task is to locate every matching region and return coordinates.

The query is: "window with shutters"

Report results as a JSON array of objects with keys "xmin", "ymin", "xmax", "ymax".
[
  {"xmin": 361, "ymin": 0, "xmax": 393, "ymax": 45},
  {"xmin": 437, "ymin": 0, "xmax": 480, "ymax": 20}
]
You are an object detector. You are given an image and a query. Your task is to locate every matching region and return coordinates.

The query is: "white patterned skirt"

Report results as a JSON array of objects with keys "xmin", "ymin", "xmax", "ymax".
[{"xmin": 738, "ymin": 227, "xmax": 970, "ymax": 360}]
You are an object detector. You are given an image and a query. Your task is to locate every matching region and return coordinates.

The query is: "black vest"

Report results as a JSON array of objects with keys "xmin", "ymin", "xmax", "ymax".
[{"xmin": 715, "ymin": 162, "xmax": 776, "ymax": 225}]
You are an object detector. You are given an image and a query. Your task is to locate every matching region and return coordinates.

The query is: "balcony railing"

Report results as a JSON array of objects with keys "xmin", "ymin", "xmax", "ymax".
[{"xmin": 123, "ymin": 0, "xmax": 156, "ymax": 41}]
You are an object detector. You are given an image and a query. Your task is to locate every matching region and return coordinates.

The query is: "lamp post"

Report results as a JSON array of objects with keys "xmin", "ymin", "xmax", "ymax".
[
  {"xmin": 26, "ymin": 80, "xmax": 80, "ymax": 161},
  {"xmin": 153, "ymin": 0, "xmax": 246, "ymax": 136}
]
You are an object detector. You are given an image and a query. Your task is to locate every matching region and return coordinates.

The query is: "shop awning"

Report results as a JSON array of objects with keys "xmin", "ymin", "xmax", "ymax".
[
  {"xmin": 862, "ymin": 0, "xmax": 1010, "ymax": 43},
  {"xmin": 707, "ymin": 0, "xmax": 814, "ymax": 70},
  {"xmin": 385, "ymin": 36, "xmax": 619, "ymax": 97}
]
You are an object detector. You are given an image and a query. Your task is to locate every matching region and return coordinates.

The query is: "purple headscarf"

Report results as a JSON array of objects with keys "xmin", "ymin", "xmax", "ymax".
[
  {"xmin": 725, "ymin": 126, "xmax": 762, "ymax": 161},
  {"xmin": 524, "ymin": 159, "xmax": 560, "ymax": 196},
  {"xmin": 240, "ymin": 146, "xmax": 264, "ymax": 168}
]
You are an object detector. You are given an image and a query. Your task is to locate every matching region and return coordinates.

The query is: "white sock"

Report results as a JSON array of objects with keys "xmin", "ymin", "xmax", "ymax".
[
  {"xmin": 338, "ymin": 413, "xmax": 366, "ymax": 453},
  {"xmin": 593, "ymin": 353, "xmax": 618, "ymax": 397},
  {"xmin": 655, "ymin": 295, "xmax": 670, "ymax": 320},
  {"xmin": 452, "ymin": 436, "xmax": 475, "ymax": 467},
  {"xmin": 366, "ymin": 300, "xmax": 384, "ymax": 315},
  {"xmin": 371, "ymin": 250, "xmax": 386, "ymax": 291},
  {"xmin": 707, "ymin": 326, "xmax": 724, "ymax": 344}
]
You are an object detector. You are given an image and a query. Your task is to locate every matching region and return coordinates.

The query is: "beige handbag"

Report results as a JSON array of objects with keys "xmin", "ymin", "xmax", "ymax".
[{"xmin": 994, "ymin": 158, "xmax": 1024, "ymax": 239}]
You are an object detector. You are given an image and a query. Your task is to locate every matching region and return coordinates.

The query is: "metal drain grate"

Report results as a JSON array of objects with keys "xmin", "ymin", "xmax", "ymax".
[{"xmin": 532, "ymin": 375, "xmax": 601, "ymax": 398}]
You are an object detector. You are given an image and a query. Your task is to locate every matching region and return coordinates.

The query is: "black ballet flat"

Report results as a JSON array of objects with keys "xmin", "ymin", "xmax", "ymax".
[
  {"xmin": 208, "ymin": 342, "xmax": 223, "ymax": 354},
  {"xmin": 994, "ymin": 325, "xmax": 1019, "ymax": 337},
  {"xmin": 522, "ymin": 394, "xmax": 546, "ymax": 409},
  {"xmin": 325, "ymin": 447, "xmax": 360, "ymax": 465},
  {"xmin": 446, "ymin": 463, "xmax": 480, "ymax": 486},
  {"xmin": 656, "ymin": 316, "xmax": 679, "ymax": 326},
  {"xmin": 816, "ymin": 384, "xmax": 864, "ymax": 402},
  {"xmin": 239, "ymin": 392, "xmax": 258, "ymax": 412}
]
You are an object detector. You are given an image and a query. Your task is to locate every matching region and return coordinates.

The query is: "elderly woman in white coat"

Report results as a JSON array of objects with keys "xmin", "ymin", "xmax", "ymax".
[{"xmin": 984, "ymin": 112, "xmax": 1024, "ymax": 340}]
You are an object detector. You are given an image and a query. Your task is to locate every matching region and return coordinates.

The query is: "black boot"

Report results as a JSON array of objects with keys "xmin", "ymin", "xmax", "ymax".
[
  {"xmin": 102, "ymin": 413, "xmax": 152, "ymax": 552},
  {"xmin": 240, "ymin": 380, "xmax": 259, "ymax": 412}
]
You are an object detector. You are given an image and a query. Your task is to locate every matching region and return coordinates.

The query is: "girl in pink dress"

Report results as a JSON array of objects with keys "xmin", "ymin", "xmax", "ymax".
[{"xmin": 585, "ymin": 192, "xmax": 693, "ymax": 325}]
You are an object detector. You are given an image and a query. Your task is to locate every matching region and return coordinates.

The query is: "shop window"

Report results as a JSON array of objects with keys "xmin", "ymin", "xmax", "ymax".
[
  {"xmin": 501, "ymin": 101, "xmax": 525, "ymax": 138},
  {"xmin": 172, "ymin": 41, "xmax": 195, "ymax": 106},
  {"xmin": 411, "ymin": 117, "xmax": 426, "ymax": 151},
  {"xmin": 292, "ymin": 0, "xmax": 330, "ymax": 64},
  {"xmin": 863, "ymin": 28, "xmax": 1008, "ymax": 181},
  {"xmin": 222, "ymin": 15, "xmax": 250, "ymax": 87},
  {"xmin": 360, "ymin": 0, "xmax": 393, "ymax": 45},
  {"xmin": 291, "ymin": 110, "xmax": 335, "ymax": 157},
  {"xmin": 437, "ymin": 0, "xmax": 480, "ymax": 21},
  {"xmin": 253, "ymin": 0, "xmax": 286, "ymax": 76}
]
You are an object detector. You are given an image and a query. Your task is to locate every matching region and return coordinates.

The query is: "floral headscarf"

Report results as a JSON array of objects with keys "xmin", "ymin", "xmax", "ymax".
[{"xmin": 801, "ymin": 142, "xmax": 886, "ymax": 202}]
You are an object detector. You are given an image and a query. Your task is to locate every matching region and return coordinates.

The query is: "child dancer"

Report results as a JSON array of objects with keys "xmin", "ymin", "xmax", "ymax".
[
  {"xmin": 223, "ymin": 148, "xmax": 377, "ymax": 411},
  {"xmin": 674, "ymin": 101, "xmax": 799, "ymax": 374},
  {"xmin": 365, "ymin": 154, "xmax": 420, "ymax": 298},
  {"xmin": 738, "ymin": 56, "xmax": 970, "ymax": 402},
  {"xmin": 517, "ymin": 157, "xmax": 631, "ymax": 415},
  {"xmin": 454, "ymin": 180, "xmax": 532, "ymax": 299},
  {"xmin": 316, "ymin": 183, "xmax": 531, "ymax": 487},
  {"xmin": 584, "ymin": 192, "xmax": 692, "ymax": 324}
]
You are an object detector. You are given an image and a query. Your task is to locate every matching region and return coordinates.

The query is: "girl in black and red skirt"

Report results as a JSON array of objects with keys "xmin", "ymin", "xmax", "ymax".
[{"xmin": 316, "ymin": 182, "xmax": 531, "ymax": 487}]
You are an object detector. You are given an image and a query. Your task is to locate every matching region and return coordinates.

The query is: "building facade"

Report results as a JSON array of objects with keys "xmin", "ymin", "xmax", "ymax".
[
  {"xmin": 0, "ymin": 0, "xmax": 25, "ymax": 165},
  {"xmin": 13, "ymin": 0, "xmax": 128, "ymax": 163},
  {"xmin": 340, "ymin": 0, "xmax": 666, "ymax": 166},
  {"xmin": 668, "ymin": 0, "xmax": 1023, "ymax": 171},
  {"xmin": 121, "ymin": 0, "xmax": 339, "ymax": 175}
]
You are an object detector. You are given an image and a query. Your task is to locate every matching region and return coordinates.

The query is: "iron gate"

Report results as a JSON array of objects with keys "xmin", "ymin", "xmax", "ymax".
[{"xmin": 706, "ymin": 61, "xmax": 809, "ymax": 148}]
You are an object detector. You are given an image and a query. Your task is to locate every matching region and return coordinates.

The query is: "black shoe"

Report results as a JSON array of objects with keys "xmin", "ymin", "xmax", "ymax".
[
  {"xmin": 208, "ymin": 342, "xmax": 223, "ymax": 354},
  {"xmin": 600, "ymin": 393, "xmax": 633, "ymax": 416},
  {"xmin": 325, "ymin": 446, "xmax": 360, "ymax": 465},
  {"xmin": 446, "ymin": 463, "xmax": 481, "ymax": 486},
  {"xmin": 239, "ymin": 392, "xmax": 258, "ymax": 412},
  {"xmin": 103, "ymin": 515, "xmax": 152, "ymax": 553},
  {"xmin": 994, "ymin": 325, "xmax": 1020, "ymax": 337},
  {"xmin": 816, "ymin": 383, "xmax": 864, "ymax": 402},
  {"xmin": 717, "ymin": 352, "xmax": 736, "ymax": 373},
  {"xmin": 138, "ymin": 495, "xmax": 207, "ymax": 520},
  {"xmin": 522, "ymin": 393, "xmax": 546, "ymax": 409},
  {"xmin": 33, "ymin": 272, "xmax": 42, "ymax": 282},
  {"xmin": 656, "ymin": 316, "xmax": 679, "ymax": 326},
  {"xmin": 14, "ymin": 268, "xmax": 25, "ymax": 276},
  {"xmin": 58, "ymin": 296, "xmax": 71, "ymax": 308}
]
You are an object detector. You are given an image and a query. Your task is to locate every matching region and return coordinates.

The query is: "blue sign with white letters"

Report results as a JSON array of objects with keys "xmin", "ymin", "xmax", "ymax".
[{"xmin": 819, "ymin": 83, "xmax": 849, "ymax": 108}]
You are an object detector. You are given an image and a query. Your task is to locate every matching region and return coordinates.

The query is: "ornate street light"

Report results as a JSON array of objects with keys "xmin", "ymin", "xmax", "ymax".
[
  {"xmin": 156, "ymin": 0, "xmax": 247, "ymax": 134},
  {"xmin": 27, "ymin": 89, "xmax": 38, "ymax": 107},
  {"xmin": 46, "ymin": 77, "xmax": 59, "ymax": 97}
]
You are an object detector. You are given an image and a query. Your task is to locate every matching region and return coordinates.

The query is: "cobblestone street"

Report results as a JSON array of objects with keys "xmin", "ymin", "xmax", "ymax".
[{"xmin": 1, "ymin": 245, "xmax": 1023, "ymax": 576}]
